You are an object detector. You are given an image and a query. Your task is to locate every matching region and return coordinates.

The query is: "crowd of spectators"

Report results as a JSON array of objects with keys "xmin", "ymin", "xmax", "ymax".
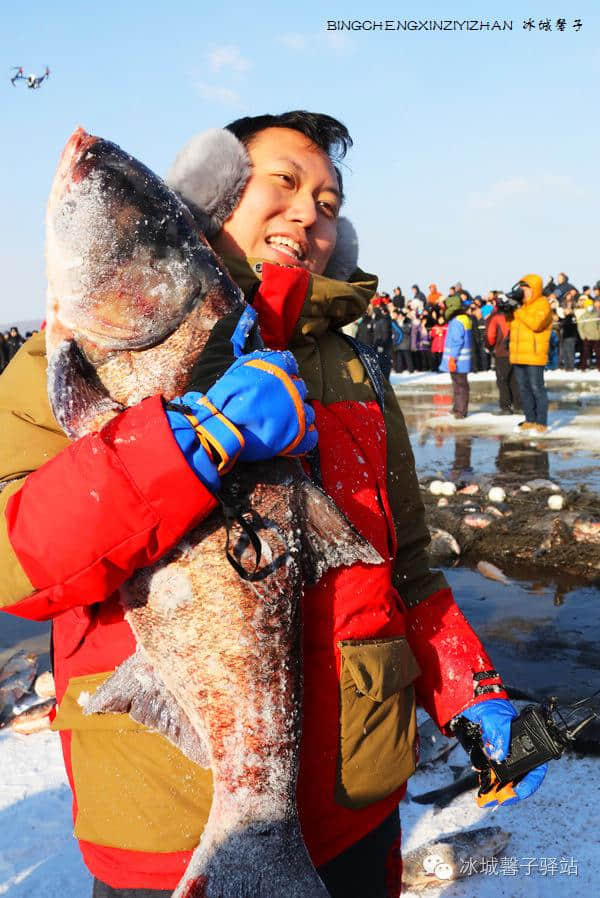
[
  {"xmin": 347, "ymin": 274, "xmax": 600, "ymax": 378},
  {"xmin": 0, "ymin": 328, "xmax": 33, "ymax": 374}
]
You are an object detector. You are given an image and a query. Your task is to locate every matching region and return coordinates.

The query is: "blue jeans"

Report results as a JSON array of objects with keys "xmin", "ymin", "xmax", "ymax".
[{"xmin": 513, "ymin": 364, "xmax": 548, "ymax": 425}]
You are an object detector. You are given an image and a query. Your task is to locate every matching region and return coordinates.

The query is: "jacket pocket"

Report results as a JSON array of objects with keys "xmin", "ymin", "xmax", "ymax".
[
  {"xmin": 52, "ymin": 672, "xmax": 212, "ymax": 852},
  {"xmin": 335, "ymin": 636, "xmax": 421, "ymax": 810}
]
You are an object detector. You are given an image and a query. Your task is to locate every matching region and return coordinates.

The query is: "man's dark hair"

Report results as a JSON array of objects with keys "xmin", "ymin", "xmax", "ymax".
[
  {"xmin": 225, "ymin": 110, "xmax": 352, "ymax": 198},
  {"xmin": 583, "ymin": 285, "xmax": 590, "ymax": 292}
]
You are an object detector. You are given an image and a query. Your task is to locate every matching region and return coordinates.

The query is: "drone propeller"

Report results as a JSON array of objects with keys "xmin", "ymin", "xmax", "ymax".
[{"xmin": 10, "ymin": 66, "xmax": 25, "ymax": 86}]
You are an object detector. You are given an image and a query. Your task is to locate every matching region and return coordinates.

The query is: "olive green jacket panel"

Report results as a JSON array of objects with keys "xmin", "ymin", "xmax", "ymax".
[
  {"xmin": 224, "ymin": 257, "xmax": 444, "ymax": 609},
  {"xmin": 382, "ymin": 379, "xmax": 448, "ymax": 607},
  {"xmin": 0, "ymin": 332, "xmax": 69, "ymax": 606}
]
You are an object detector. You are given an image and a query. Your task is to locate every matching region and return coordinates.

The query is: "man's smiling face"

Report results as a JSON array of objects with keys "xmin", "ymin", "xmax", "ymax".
[{"xmin": 213, "ymin": 127, "xmax": 340, "ymax": 275}]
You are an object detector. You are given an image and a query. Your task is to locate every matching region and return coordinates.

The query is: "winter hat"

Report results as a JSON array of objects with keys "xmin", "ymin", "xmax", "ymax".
[
  {"xmin": 166, "ymin": 130, "xmax": 251, "ymax": 239},
  {"xmin": 520, "ymin": 274, "xmax": 543, "ymax": 300},
  {"xmin": 166, "ymin": 129, "xmax": 359, "ymax": 282},
  {"xmin": 443, "ymin": 295, "xmax": 462, "ymax": 321}
]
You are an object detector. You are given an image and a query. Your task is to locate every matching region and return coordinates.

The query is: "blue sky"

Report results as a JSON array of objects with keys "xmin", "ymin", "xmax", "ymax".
[{"xmin": 2, "ymin": 1, "xmax": 599, "ymax": 325}]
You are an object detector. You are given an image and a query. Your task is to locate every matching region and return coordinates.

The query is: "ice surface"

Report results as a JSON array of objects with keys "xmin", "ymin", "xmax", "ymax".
[{"xmin": 1, "ymin": 725, "xmax": 598, "ymax": 897}]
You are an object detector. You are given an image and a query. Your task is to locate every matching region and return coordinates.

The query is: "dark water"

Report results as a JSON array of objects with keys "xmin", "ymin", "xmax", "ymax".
[
  {"xmin": 446, "ymin": 566, "xmax": 600, "ymax": 709},
  {"xmin": 396, "ymin": 379, "xmax": 600, "ymax": 717},
  {"xmin": 0, "ymin": 615, "xmax": 50, "ymax": 669}
]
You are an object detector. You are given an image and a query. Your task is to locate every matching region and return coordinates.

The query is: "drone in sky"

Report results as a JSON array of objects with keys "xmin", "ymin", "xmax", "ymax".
[{"xmin": 10, "ymin": 66, "xmax": 50, "ymax": 89}]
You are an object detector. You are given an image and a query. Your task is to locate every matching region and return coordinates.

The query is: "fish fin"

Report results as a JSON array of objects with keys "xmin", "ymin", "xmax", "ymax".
[
  {"xmin": 298, "ymin": 481, "xmax": 382, "ymax": 584},
  {"xmin": 173, "ymin": 818, "xmax": 330, "ymax": 898},
  {"xmin": 47, "ymin": 339, "xmax": 123, "ymax": 439},
  {"xmin": 84, "ymin": 650, "xmax": 210, "ymax": 767}
]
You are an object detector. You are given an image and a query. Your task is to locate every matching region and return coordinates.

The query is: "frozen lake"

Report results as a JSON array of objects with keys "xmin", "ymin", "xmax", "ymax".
[{"xmin": 394, "ymin": 373, "xmax": 600, "ymax": 491}]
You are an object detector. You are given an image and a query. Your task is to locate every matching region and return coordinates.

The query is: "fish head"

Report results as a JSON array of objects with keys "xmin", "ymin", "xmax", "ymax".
[
  {"xmin": 45, "ymin": 128, "xmax": 245, "ymax": 436},
  {"xmin": 46, "ymin": 126, "xmax": 229, "ymax": 357}
]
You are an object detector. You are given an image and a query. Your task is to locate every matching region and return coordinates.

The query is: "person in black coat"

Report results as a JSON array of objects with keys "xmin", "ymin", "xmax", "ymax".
[
  {"xmin": 372, "ymin": 303, "xmax": 393, "ymax": 379},
  {"xmin": 559, "ymin": 300, "xmax": 578, "ymax": 370},
  {"xmin": 392, "ymin": 287, "xmax": 405, "ymax": 311},
  {"xmin": 553, "ymin": 273, "xmax": 578, "ymax": 305},
  {"xmin": 356, "ymin": 306, "xmax": 374, "ymax": 346},
  {"xmin": 6, "ymin": 327, "xmax": 25, "ymax": 361},
  {"xmin": 0, "ymin": 334, "xmax": 9, "ymax": 374},
  {"xmin": 410, "ymin": 284, "xmax": 426, "ymax": 306},
  {"xmin": 392, "ymin": 314, "xmax": 414, "ymax": 373}
]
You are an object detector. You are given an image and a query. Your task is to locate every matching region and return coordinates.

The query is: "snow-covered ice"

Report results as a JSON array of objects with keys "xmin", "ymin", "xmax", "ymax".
[
  {"xmin": 0, "ymin": 725, "xmax": 597, "ymax": 896},
  {"xmin": 0, "ymin": 730, "xmax": 90, "ymax": 897},
  {"xmin": 392, "ymin": 369, "xmax": 600, "ymax": 451},
  {"xmin": 415, "ymin": 409, "xmax": 600, "ymax": 450},
  {"xmin": 391, "ymin": 369, "xmax": 600, "ymax": 388}
]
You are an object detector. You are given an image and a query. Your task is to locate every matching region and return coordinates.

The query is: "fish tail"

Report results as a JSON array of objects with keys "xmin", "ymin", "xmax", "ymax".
[{"xmin": 173, "ymin": 818, "xmax": 330, "ymax": 898}]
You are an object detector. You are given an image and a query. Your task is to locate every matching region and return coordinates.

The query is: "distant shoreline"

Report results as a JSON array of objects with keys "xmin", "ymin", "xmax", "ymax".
[{"xmin": 0, "ymin": 319, "xmax": 43, "ymax": 333}]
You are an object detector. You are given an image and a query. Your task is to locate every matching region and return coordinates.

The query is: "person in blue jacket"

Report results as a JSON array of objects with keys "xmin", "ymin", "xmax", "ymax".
[{"xmin": 440, "ymin": 295, "xmax": 473, "ymax": 418}]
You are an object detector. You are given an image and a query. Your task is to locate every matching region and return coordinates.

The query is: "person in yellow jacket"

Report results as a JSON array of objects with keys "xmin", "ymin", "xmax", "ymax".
[{"xmin": 508, "ymin": 273, "xmax": 552, "ymax": 433}]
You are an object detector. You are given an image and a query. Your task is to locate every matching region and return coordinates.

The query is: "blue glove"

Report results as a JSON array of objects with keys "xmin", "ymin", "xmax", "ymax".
[
  {"xmin": 461, "ymin": 699, "xmax": 548, "ymax": 806},
  {"xmin": 166, "ymin": 350, "xmax": 317, "ymax": 492}
]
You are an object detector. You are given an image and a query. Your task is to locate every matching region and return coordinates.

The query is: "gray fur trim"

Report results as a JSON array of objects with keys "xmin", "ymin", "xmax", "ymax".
[
  {"xmin": 324, "ymin": 217, "xmax": 359, "ymax": 282},
  {"xmin": 166, "ymin": 129, "xmax": 251, "ymax": 238}
]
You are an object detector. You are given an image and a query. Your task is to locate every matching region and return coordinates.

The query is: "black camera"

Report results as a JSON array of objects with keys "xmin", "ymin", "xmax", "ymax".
[
  {"xmin": 503, "ymin": 281, "xmax": 528, "ymax": 306},
  {"xmin": 452, "ymin": 695, "xmax": 596, "ymax": 803},
  {"xmin": 496, "ymin": 294, "xmax": 521, "ymax": 313}
]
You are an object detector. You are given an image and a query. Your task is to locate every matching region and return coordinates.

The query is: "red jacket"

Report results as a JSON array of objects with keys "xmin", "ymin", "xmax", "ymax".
[
  {"xmin": 486, "ymin": 310, "xmax": 511, "ymax": 358},
  {"xmin": 1, "ymin": 262, "xmax": 504, "ymax": 889},
  {"xmin": 430, "ymin": 324, "xmax": 448, "ymax": 354}
]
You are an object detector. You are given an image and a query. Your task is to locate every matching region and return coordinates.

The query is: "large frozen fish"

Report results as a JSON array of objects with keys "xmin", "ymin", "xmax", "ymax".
[
  {"xmin": 476, "ymin": 561, "xmax": 511, "ymax": 585},
  {"xmin": 417, "ymin": 716, "xmax": 457, "ymax": 767},
  {"xmin": 428, "ymin": 528, "xmax": 461, "ymax": 565},
  {"xmin": 46, "ymin": 128, "xmax": 381, "ymax": 898},
  {"xmin": 0, "ymin": 650, "xmax": 38, "ymax": 727},
  {"xmin": 402, "ymin": 826, "xmax": 510, "ymax": 890}
]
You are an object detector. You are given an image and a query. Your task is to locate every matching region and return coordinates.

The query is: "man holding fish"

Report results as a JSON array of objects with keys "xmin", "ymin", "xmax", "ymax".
[{"xmin": 0, "ymin": 111, "xmax": 546, "ymax": 897}]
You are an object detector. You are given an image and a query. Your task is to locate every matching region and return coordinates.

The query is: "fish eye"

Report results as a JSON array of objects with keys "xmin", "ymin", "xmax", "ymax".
[{"xmin": 423, "ymin": 853, "xmax": 444, "ymax": 874}]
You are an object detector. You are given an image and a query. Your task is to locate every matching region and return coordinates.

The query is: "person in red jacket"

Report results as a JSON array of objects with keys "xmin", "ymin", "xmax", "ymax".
[
  {"xmin": 0, "ymin": 112, "xmax": 546, "ymax": 898},
  {"xmin": 485, "ymin": 303, "xmax": 522, "ymax": 414},
  {"xmin": 429, "ymin": 313, "xmax": 447, "ymax": 372}
]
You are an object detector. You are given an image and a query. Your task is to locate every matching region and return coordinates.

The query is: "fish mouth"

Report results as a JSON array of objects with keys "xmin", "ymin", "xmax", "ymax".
[
  {"xmin": 47, "ymin": 279, "xmax": 204, "ymax": 361},
  {"xmin": 54, "ymin": 127, "xmax": 98, "ymax": 188},
  {"xmin": 46, "ymin": 274, "xmax": 206, "ymax": 364}
]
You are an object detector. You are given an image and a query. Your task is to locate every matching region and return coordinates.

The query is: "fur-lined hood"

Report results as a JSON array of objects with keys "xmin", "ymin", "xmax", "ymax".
[{"xmin": 166, "ymin": 129, "xmax": 360, "ymax": 283}]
